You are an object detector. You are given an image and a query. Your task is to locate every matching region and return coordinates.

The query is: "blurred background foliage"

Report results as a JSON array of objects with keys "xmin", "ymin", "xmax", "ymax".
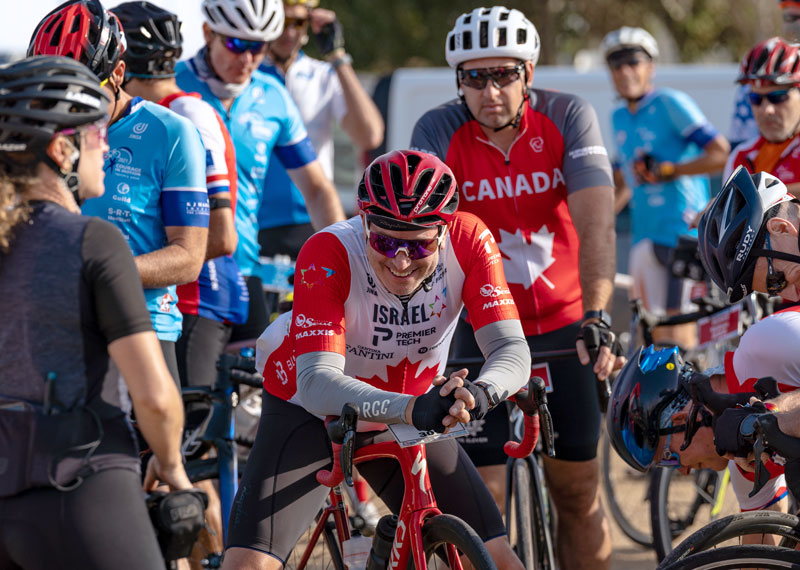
[{"xmin": 303, "ymin": 0, "xmax": 782, "ymax": 70}]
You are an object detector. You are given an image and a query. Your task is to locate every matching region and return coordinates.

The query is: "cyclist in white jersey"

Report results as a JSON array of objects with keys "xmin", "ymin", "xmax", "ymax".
[{"xmin": 257, "ymin": 0, "xmax": 384, "ymax": 257}]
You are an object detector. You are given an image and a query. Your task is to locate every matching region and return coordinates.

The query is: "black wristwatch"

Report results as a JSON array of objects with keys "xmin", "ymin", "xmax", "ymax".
[
  {"xmin": 208, "ymin": 197, "xmax": 231, "ymax": 210},
  {"xmin": 475, "ymin": 381, "xmax": 502, "ymax": 411},
  {"xmin": 582, "ymin": 309, "xmax": 612, "ymax": 329}
]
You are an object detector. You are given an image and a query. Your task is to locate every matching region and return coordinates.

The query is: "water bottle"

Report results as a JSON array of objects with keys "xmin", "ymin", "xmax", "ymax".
[
  {"xmin": 365, "ymin": 515, "xmax": 398, "ymax": 570},
  {"xmin": 342, "ymin": 532, "xmax": 372, "ymax": 570}
]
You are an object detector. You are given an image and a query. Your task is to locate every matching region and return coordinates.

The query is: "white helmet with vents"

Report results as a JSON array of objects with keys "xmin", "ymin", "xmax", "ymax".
[
  {"xmin": 202, "ymin": 0, "xmax": 285, "ymax": 42},
  {"xmin": 601, "ymin": 26, "xmax": 659, "ymax": 60},
  {"xmin": 446, "ymin": 6, "xmax": 540, "ymax": 68}
]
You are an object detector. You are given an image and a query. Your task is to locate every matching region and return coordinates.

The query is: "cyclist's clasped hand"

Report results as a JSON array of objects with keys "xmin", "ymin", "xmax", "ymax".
[
  {"xmin": 576, "ymin": 319, "xmax": 625, "ymax": 380},
  {"xmin": 406, "ymin": 368, "xmax": 488, "ymax": 432}
]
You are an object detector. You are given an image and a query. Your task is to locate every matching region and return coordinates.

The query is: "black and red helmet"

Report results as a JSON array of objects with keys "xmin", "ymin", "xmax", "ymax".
[
  {"xmin": 357, "ymin": 150, "xmax": 459, "ymax": 230},
  {"xmin": 27, "ymin": 0, "xmax": 126, "ymax": 83},
  {"xmin": 737, "ymin": 37, "xmax": 800, "ymax": 87}
]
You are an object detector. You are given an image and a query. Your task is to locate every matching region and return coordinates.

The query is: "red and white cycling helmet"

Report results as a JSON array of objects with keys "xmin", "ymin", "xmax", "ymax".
[
  {"xmin": 28, "ymin": 0, "xmax": 126, "ymax": 83},
  {"xmin": 445, "ymin": 6, "xmax": 540, "ymax": 68},
  {"xmin": 357, "ymin": 150, "xmax": 459, "ymax": 231},
  {"xmin": 737, "ymin": 37, "xmax": 800, "ymax": 87}
]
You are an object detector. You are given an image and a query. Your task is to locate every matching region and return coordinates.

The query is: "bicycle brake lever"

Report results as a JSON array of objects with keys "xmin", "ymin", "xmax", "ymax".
[
  {"xmin": 748, "ymin": 436, "xmax": 770, "ymax": 498},
  {"xmin": 596, "ymin": 376, "xmax": 610, "ymax": 414},
  {"xmin": 530, "ymin": 379, "xmax": 556, "ymax": 458},
  {"xmin": 341, "ymin": 429, "xmax": 355, "ymax": 487}
]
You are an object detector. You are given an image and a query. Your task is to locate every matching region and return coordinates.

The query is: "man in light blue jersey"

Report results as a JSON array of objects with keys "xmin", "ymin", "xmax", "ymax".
[
  {"xmin": 176, "ymin": 0, "xmax": 345, "ymax": 341},
  {"xmin": 29, "ymin": 0, "xmax": 210, "ymax": 380},
  {"xmin": 602, "ymin": 27, "xmax": 729, "ymax": 342},
  {"xmin": 256, "ymin": 0, "xmax": 383, "ymax": 259}
]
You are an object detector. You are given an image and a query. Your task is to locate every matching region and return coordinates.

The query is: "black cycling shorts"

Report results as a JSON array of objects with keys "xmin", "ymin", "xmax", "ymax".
[
  {"xmin": 0, "ymin": 469, "xmax": 163, "ymax": 570},
  {"xmin": 230, "ymin": 276, "xmax": 269, "ymax": 343},
  {"xmin": 226, "ymin": 391, "xmax": 506, "ymax": 562},
  {"xmin": 451, "ymin": 318, "xmax": 602, "ymax": 463}
]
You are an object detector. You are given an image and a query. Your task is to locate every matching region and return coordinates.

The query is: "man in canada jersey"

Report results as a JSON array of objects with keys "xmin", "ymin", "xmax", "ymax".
[
  {"xmin": 225, "ymin": 150, "xmax": 531, "ymax": 570},
  {"xmin": 410, "ymin": 7, "xmax": 618, "ymax": 569}
]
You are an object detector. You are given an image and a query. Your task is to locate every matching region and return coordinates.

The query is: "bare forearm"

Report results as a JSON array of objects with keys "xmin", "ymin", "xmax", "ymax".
[
  {"xmin": 136, "ymin": 244, "xmax": 206, "ymax": 287},
  {"xmin": 571, "ymin": 188, "xmax": 616, "ymax": 311},
  {"xmin": 771, "ymin": 392, "xmax": 800, "ymax": 437},
  {"xmin": 336, "ymin": 63, "xmax": 384, "ymax": 151},
  {"xmin": 206, "ymin": 206, "xmax": 237, "ymax": 260},
  {"xmin": 674, "ymin": 135, "xmax": 730, "ymax": 177},
  {"xmin": 306, "ymin": 186, "xmax": 346, "ymax": 230}
]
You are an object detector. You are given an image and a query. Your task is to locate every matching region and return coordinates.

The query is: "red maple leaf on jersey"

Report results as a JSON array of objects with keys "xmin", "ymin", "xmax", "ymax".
[
  {"xmin": 299, "ymin": 263, "xmax": 335, "ymax": 289},
  {"xmin": 357, "ymin": 357, "xmax": 440, "ymax": 396}
]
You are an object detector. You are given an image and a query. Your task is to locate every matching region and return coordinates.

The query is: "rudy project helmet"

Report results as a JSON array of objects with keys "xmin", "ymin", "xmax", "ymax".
[
  {"xmin": 446, "ymin": 6, "xmax": 540, "ymax": 68},
  {"xmin": 202, "ymin": 0, "xmax": 285, "ymax": 42},
  {"xmin": 357, "ymin": 150, "xmax": 459, "ymax": 230},
  {"xmin": 601, "ymin": 26, "xmax": 659, "ymax": 60},
  {"xmin": 737, "ymin": 37, "xmax": 800, "ymax": 87},
  {"xmin": 112, "ymin": 1, "xmax": 182, "ymax": 78},
  {"xmin": 0, "ymin": 55, "xmax": 109, "ymax": 153},
  {"xmin": 606, "ymin": 346, "xmax": 690, "ymax": 472},
  {"xmin": 28, "ymin": 0, "xmax": 126, "ymax": 83},
  {"xmin": 698, "ymin": 165, "xmax": 794, "ymax": 302}
]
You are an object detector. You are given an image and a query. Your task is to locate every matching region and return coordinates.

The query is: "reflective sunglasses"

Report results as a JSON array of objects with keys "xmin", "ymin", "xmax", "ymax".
[
  {"xmin": 765, "ymin": 234, "xmax": 790, "ymax": 296},
  {"xmin": 284, "ymin": 17, "xmax": 309, "ymax": 29},
  {"xmin": 220, "ymin": 34, "xmax": 266, "ymax": 55},
  {"xmin": 747, "ymin": 88, "xmax": 795, "ymax": 106},
  {"xmin": 607, "ymin": 56, "xmax": 648, "ymax": 71},
  {"xmin": 365, "ymin": 225, "xmax": 443, "ymax": 260},
  {"xmin": 458, "ymin": 64, "xmax": 524, "ymax": 90},
  {"xmin": 57, "ymin": 119, "xmax": 109, "ymax": 150}
]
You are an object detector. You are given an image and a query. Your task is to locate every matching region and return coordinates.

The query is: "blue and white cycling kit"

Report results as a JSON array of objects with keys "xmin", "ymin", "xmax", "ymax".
[
  {"xmin": 611, "ymin": 88, "xmax": 718, "ymax": 247},
  {"xmin": 728, "ymin": 84, "xmax": 759, "ymax": 149},
  {"xmin": 82, "ymin": 97, "xmax": 209, "ymax": 341},
  {"xmin": 257, "ymin": 52, "xmax": 346, "ymax": 230},
  {"xmin": 176, "ymin": 51, "xmax": 318, "ymax": 277}
]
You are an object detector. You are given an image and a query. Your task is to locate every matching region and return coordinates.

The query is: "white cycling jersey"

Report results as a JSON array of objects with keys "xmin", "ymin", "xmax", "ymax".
[{"xmin": 723, "ymin": 307, "xmax": 800, "ymax": 511}]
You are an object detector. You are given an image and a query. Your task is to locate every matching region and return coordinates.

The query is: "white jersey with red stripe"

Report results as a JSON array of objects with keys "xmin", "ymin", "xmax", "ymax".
[
  {"xmin": 722, "ymin": 306, "xmax": 800, "ymax": 511},
  {"xmin": 256, "ymin": 212, "xmax": 520, "ymax": 410}
]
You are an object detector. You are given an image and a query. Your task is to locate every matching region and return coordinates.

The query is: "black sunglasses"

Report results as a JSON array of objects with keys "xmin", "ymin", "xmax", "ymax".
[
  {"xmin": 607, "ymin": 56, "xmax": 648, "ymax": 71},
  {"xmin": 458, "ymin": 64, "xmax": 524, "ymax": 90},
  {"xmin": 765, "ymin": 234, "xmax": 789, "ymax": 296},
  {"xmin": 747, "ymin": 88, "xmax": 796, "ymax": 107}
]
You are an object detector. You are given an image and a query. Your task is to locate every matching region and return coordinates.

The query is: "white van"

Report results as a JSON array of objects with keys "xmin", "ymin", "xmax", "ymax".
[{"xmin": 382, "ymin": 63, "xmax": 740, "ymax": 154}]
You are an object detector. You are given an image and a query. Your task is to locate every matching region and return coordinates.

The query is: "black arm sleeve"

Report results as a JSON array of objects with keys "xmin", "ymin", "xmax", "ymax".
[{"xmin": 82, "ymin": 219, "xmax": 153, "ymax": 343}]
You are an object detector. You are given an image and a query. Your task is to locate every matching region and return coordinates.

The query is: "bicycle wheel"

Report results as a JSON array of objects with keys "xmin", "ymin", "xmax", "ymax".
[
  {"xmin": 285, "ymin": 515, "xmax": 346, "ymax": 570},
  {"xmin": 600, "ymin": 431, "xmax": 654, "ymax": 547},
  {"xmin": 508, "ymin": 458, "xmax": 535, "ymax": 569},
  {"xmin": 658, "ymin": 512, "xmax": 800, "ymax": 568},
  {"xmin": 650, "ymin": 466, "xmax": 733, "ymax": 561},
  {"xmin": 415, "ymin": 514, "xmax": 494, "ymax": 570},
  {"xmin": 658, "ymin": 544, "xmax": 800, "ymax": 570}
]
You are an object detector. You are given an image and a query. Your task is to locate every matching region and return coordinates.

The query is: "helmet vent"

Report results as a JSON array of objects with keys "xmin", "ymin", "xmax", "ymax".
[
  {"xmin": 405, "ymin": 152, "xmax": 421, "ymax": 174},
  {"xmin": 70, "ymin": 17, "xmax": 81, "ymax": 34},
  {"xmin": 219, "ymin": 8, "xmax": 238, "ymax": 30},
  {"xmin": 463, "ymin": 14, "xmax": 471, "ymax": 25},
  {"xmin": 414, "ymin": 169, "xmax": 435, "ymax": 203},
  {"xmin": 499, "ymin": 10, "xmax": 509, "ymax": 21},
  {"xmin": 497, "ymin": 27, "xmax": 507, "ymax": 47},
  {"xmin": 479, "ymin": 21, "xmax": 488, "ymax": 49},
  {"xmin": 51, "ymin": 21, "xmax": 65, "ymax": 45},
  {"xmin": 262, "ymin": 11, "xmax": 276, "ymax": 32},
  {"xmin": 481, "ymin": 8, "xmax": 491, "ymax": 16},
  {"xmin": 517, "ymin": 28, "xmax": 527, "ymax": 45},
  {"xmin": 448, "ymin": 35, "xmax": 455, "ymax": 52},
  {"xmin": 389, "ymin": 162, "xmax": 404, "ymax": 194},
  {"xmin": 462, "ymin": 31, "xmax": 472, "ymax": 51}
]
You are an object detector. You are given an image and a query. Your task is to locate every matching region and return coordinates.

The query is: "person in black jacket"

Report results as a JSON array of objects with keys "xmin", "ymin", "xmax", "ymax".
[{"xmin": 0, "ymin": 55, "xmax": 190, "ymax": 570}]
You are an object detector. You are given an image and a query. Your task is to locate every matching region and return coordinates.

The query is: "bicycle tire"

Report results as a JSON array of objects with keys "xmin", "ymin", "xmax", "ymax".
[
  {"xmin": 286, "ymin": 517, "xmax": 346, "ymax": 570},
  {"xmin": 658, "ymin": 544, "xmax": 800, "ymax": 570},
  {"xmin": 658, "ymin": 511, "xmax": 800, "ymax": 568},
  {"xmin": 414, "ymin": 514, "xmax": 495, "ymax": 570},
  {"xmin": 508, "ymin": 458, "xmax": 535, "ymax": 568},
  {"xmin": 600, "ymin": 432, "xmax": 654, "ymax": 547},
  {"xmin": 650, "ymin": 466, "xmax": 728, "ymax": 561},
  {"xmin": 526, "ymin": 455, "xmax": 557, "ymax": 570}
]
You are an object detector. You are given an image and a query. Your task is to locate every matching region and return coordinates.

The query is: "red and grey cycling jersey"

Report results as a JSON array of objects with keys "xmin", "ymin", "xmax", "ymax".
[
  {"xmin": 256, "ymin": 212, "xmax": 520, "ymax": 409},
  {"xmin": 411, "ymin": 90, "xmax": 614, "ymax": 335},
  {"xmin": 724, "ymin": 135, "xmax": 800, "ymax": 184}
]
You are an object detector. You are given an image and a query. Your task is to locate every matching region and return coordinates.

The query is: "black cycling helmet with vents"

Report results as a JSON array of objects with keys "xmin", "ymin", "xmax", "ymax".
[{"xmin": 112, "ymin": 1, "xmax": 182, "ymax": 78}]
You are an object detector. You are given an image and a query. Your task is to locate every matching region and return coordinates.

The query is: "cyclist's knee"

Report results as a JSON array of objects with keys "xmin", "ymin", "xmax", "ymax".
[
  {"xmin": 221, "ymin": 547, "xmax": 281, "ymax": 570},
  {"xmin": 544, "ymin": 457, "xmax": 601, "ymax": 514}
]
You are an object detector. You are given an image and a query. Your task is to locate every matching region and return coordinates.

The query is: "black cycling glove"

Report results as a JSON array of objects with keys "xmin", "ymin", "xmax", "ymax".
[
  {"xmin": 633, "ymin": 153, "xmax": 676, "ymax": 185},
  {"xmin": 312, "ymin": 18, "xmax": 345, "ymax": 57},
  {"xmin": 576, "ymin": 322, "xmax": 621, "ymax": 363},
  {"xmin": 460, "ymin": 379, "xmax": 490, "ymax": 422},
  {"xmin": 713, "ymin": 402, "xmax": 768, "ymax": 458},
  {"xmin": 411, "ymin": 389, "xmax": 457, "ymax": 433}
]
